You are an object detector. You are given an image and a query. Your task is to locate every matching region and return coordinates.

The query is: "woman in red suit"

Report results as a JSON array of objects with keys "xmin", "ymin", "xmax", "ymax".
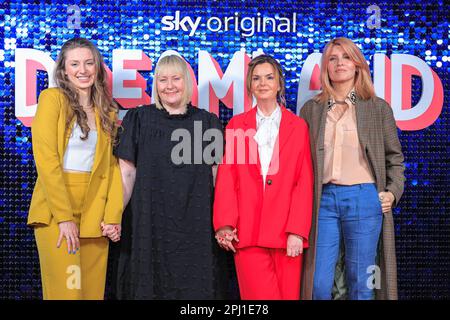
[{"xmin": 213, "ymin": 55, "xmax": 314, "ymax": 300}]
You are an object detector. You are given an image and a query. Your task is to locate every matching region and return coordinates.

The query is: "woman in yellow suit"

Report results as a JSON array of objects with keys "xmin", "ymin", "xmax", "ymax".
[{"xmin": 27, "ymin": 38, "xmax": 123, "ymax": 300}]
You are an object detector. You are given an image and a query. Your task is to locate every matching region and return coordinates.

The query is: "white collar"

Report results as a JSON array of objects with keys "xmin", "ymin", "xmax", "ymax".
[{"xmin": 256, "ymin": 104, "xmax": 281, "ymax": 121}]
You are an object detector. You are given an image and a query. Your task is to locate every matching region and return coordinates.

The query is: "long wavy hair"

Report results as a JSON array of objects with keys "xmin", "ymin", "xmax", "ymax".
[
  {"xmin": 54, "ymin": 37, "xmax": 118, "ymax": 141},
  {"xmin": 316, "ymin": 37, "xmax": 375, "ymax": 103},
  {"xmin": 246, "ymin": 54, "xmax": 286, "ymax": 106}
]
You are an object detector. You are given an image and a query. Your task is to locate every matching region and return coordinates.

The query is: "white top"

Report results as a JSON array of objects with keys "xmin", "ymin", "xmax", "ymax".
[
  {"xmin": 253, "ymin": 105, "xmax": 282, "ymax": 188},
  {"xmin": 63, "ymin": 123, "xmax": 97, "ymax": 172}
]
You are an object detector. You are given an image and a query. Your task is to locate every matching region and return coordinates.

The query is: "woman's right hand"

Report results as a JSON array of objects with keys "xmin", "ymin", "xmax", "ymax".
[
  {"xmin": 215, "ymin": 226, "xmax": 239, "ymax": 253},
  {"xmin": 101, "ymin": 222, "xmax": 121, "ymax": 242},
  {"xmin": 57, "ymin": 221, "xmax": 80, "ymax": 254}
]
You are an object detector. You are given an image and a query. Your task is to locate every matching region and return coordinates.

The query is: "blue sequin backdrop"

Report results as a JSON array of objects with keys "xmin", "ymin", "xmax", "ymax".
[{"xmin": 0, "ymin": 0, "xmax": 448, "ymax": 299}]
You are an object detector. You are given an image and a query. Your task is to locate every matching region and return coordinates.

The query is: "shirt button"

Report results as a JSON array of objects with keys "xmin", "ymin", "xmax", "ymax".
[{"xmin": 267, "ymin": 179, "xmax": 272, "ymax": 185}]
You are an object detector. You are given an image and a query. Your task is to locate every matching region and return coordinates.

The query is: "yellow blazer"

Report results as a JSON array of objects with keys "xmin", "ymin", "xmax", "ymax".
[{"xmin": 27, "ymin": 88, "xmax": 123, "ymax": 237}]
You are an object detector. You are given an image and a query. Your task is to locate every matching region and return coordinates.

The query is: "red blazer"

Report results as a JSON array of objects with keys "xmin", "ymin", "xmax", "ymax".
[{"xmin": 213, "ymin": 106, "xmax": 313, "ymax": 249}]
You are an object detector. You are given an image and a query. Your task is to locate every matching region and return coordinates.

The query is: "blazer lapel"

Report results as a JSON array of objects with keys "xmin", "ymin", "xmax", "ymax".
[
  {"xmin": 64, "ymin": 117, "xmax": 76, "ymax": 150},
  {"xmin": 355, "ymin": 98, "xmax": 370, "ymax": 149},
  {"xmin": 243, "ymin": 107, "xmax": 261, "ymax": 177},
  {"xmin": 277, "ymin": 107, "xmax": 296, "ymax": 154},
  {"xmin": 262, "ymin": 107, "xmax": 294, "ymax": 177},
  {"xmin": 314, "ymin": 102, "xmax": 328, "ymax": 186},
  {"xmin": 90, "ymin": 110, "xmax": 106, "ymax": 176},
  {"xmin": 315, "ymin": 102, "xmax": 328, "ymax": 153}
]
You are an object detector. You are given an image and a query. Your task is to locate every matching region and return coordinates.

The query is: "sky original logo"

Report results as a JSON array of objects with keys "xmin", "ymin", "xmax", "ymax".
[{"xmin": 160, "ymin": 11, "xmax": 297, "ymax": 37}]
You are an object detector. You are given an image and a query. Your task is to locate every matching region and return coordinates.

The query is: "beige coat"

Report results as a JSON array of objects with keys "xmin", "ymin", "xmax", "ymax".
[{"xmin": 300, "ymin": 96, "xmax": 405, "ymax": 300}]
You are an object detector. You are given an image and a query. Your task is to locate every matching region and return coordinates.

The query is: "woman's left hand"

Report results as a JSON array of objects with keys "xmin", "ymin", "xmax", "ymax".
[
  {"xmin": 378, "ymin": 191, "xmax": 395, "ymax": 213},
  {"xmin": 286, "ymin": 234, "xmax": 303, "ymax": 258}
]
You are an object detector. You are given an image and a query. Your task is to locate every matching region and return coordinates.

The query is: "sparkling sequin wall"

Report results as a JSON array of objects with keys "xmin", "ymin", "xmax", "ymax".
[{"xmin": 0, "ymin": 0, "xmax": 448, "ymax": 299}]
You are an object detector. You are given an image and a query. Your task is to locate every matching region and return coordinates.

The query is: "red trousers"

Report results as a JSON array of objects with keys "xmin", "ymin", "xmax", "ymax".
[{"xmin": 234, "ymin": 247, "xmax": 302, "ymax": 300}]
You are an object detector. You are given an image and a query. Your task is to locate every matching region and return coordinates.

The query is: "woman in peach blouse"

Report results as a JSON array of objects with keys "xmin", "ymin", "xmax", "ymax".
[{"xmin": 300, "ymin": 37, "xmax": 405, "ymax": 300}]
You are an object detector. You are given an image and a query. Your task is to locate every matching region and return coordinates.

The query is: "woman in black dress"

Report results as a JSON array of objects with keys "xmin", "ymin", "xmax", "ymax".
[{"xmin": 111, "ymin": 53, "xmax": 227, "ymax": 299}]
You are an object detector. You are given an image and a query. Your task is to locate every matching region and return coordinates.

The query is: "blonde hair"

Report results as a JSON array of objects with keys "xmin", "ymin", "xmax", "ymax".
[
  {"xmin": 246, "ymin": 54, "xmax": 286, "ymax": 106},
  {"xmin": 152, "ymin": 55, "xmax": 192, "ymax": 109},
  {"xmin": 316, "ymin": 37, "xmax": 375, "ymax": 103},
  {"xmin": 54, "ymin": 37, "xmax": 118, "ymax": 141}
]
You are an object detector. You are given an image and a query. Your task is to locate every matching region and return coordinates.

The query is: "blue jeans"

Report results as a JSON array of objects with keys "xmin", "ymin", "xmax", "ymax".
[{"xmin": 313, "ymin": 183, "xmax": 382, "ymax": 300}]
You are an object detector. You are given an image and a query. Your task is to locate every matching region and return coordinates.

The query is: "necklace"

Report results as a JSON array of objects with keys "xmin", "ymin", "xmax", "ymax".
[{"xmin": 327, "ymin": 91, "xmax": 357, "ymax": 111}]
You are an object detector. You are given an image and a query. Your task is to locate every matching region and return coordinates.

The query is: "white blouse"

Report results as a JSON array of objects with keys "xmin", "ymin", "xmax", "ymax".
[
  {"xmin": 254, "ymin": 105, "xmax": 282, "ymax": 189},
  {"xmin": 63, "ymin": 123, "xmax": 97, "ymax": 172}
]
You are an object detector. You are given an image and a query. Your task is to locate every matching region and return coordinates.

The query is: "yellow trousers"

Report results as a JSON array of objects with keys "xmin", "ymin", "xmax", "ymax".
[{"xmin": 34, "ymin": 172, "xmax": 109, "ymax": 300}]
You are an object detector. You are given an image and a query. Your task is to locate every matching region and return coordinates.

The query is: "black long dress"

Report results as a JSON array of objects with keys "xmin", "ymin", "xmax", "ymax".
[{"xmin": 111, "ymin": 103, "xmax": 228, "ymax": 299}]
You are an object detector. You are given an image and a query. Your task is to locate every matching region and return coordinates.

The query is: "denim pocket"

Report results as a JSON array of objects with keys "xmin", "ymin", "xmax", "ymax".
[
  {"xmin": 369, "ymin": 184, "xmax": 383, "ymax": 215},
  {"xmin": 358, "ymin": 184, "xmax": 382, "ymax": 218}
]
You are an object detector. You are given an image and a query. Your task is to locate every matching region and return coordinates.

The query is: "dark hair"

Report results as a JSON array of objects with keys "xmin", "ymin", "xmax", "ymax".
[{"xmin": 246, "ymin": 54, "xmax": 286, "ymax": 106}]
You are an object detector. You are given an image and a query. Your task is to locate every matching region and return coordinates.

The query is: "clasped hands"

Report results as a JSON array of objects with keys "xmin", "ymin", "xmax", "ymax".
[
  {"xmin": 57, "ymin": 221, "xmax": 121, "ymax": 254},
  {"xmin": 215, "ymin": 226, "xmax": 303, "ymax": 258},
  {"xmin": 101, "ymin": 222, "xmax": 121, "ymax": 242},
  {"xmin": 215, "ymin": 226, "xmax": 239, "ymax": 252}
]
